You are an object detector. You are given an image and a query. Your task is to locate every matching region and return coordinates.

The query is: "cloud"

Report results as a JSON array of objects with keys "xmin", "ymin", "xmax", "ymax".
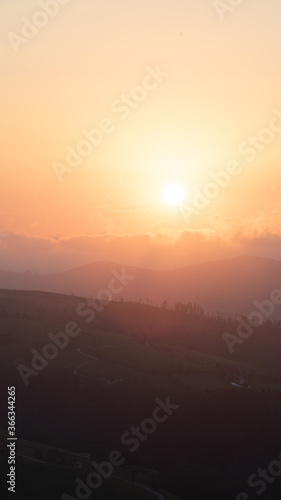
[{"xmin": 0, "ymin": 212, "xmax": 281, "ymax": 272}]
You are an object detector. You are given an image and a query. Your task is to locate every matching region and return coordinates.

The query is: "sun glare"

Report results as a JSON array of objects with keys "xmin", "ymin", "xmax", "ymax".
[{"xmin": 161, "ymin": 184, "xmax": 186, "ymax": 207}]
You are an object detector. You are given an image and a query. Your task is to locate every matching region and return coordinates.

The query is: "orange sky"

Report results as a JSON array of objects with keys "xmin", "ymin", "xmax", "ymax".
[{"xmin": 1, "ymin": 0, "xmax": 281, "ymax": 271}]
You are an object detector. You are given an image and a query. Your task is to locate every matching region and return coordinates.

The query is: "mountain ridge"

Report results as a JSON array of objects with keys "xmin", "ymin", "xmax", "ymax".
[{"xmin": 0, "ymin": 255, "xmax": 280, "ymax": 318}]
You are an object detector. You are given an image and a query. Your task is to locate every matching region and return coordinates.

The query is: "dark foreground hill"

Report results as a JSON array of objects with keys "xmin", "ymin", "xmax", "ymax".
[{"xmin": 0, "ymin": 290, "xmax": 281, "ymax": 499}]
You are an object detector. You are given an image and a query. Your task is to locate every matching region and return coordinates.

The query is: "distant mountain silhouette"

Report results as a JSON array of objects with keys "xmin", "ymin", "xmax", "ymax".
[{"xmin": 0, "ymin": 256, "xmax": 281, "ymax": 318}]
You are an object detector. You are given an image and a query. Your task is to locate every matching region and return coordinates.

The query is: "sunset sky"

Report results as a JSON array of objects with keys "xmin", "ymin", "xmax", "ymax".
[{"xmin": 1, "ymin": 0, "xmax": 281, "ymax": 272}]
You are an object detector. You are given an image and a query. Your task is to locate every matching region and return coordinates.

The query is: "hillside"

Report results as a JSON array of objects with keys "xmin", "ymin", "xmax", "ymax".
[
  {"xmin": 1, "ymin": 290, "xmax": 281, "ymax": 499},
  {"xmin": 0, "ymin": 288, "xmax": 281, "ymax": 375}
]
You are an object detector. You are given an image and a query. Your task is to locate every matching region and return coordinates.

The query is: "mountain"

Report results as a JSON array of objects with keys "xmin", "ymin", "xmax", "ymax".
[{"xmin": 0, "ymin": 256, "xmax": 281, "ymax": 318}]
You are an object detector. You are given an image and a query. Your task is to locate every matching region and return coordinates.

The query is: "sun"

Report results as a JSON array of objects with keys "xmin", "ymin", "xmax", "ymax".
[{"xmin": 161, "ymin": 183, "xmax": 186, "ymax": 207}]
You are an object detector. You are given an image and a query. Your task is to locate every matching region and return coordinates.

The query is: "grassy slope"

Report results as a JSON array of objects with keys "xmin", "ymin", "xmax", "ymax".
[
  {"xmin": 0, "ymin": 312, "xmax": 279, "ymax": 392},
  {"xmin": 0, "ymin": 431, "xmax": 184, "ymax": 500}
]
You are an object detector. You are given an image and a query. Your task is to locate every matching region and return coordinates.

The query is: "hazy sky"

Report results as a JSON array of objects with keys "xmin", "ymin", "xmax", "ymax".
[{"xmin": 1, "ymin": 0, "xmax": 281, "ymax": 271}]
